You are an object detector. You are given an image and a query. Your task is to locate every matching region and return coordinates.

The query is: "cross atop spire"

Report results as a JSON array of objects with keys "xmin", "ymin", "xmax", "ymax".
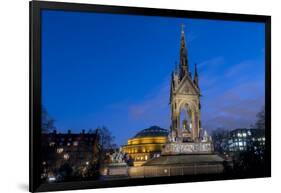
[{"xmin": 181, "ymin": 23, "xmax": 185, "ymax": 34}]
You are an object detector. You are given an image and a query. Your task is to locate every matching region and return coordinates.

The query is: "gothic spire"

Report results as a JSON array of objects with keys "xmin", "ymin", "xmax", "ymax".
[
  {"xmin": 174, "ymin": 61, "xmax": 179, "ymax": 74},
  {"xmin": 179, "ymin": 24, "xmax": 189, "ymax": 79}
]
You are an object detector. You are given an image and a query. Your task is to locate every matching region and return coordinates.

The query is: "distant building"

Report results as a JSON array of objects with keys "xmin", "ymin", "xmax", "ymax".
[
  {"xmin": 122, "ymin": 126, "xmax": 168, "ymax": 166},
  {"xmin": 41, "ymin": 129, "xmax": 100, "ymax": 182},
  {"xmin": 228, "ymin": 128, "xmax": 265, "ymax": 153}
]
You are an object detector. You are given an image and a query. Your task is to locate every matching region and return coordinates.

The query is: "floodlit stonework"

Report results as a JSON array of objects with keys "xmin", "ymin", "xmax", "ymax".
[
  {"xmin": 169, "ymin": 24, "xmax": 201, "ymax": 143},
  {"xmin": 162, "ymin": 142, "xmax": 213, "ymax": 155}
]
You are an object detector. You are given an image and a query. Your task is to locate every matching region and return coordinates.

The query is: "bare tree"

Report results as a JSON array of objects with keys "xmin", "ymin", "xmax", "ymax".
[
  {"xmin": 211, "ymin": 128, "xmax": 230, "ymax": 154},
  {"xmin": 91, "ymin": 126, "xmax": 117, "ymax": 150},
  {"xmin": 42, "ymin": 106, "xmax": 56, "ymax": 133},
  {"xmin": 255, "ymin": 107, "xmax": 265, "ymax": 130}
]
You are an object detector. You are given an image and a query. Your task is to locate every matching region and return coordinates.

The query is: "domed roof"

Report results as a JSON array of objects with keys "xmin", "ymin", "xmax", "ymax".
[{"xmin": 134, "ymin": 126, "xmax": 169, "ymax": 138}]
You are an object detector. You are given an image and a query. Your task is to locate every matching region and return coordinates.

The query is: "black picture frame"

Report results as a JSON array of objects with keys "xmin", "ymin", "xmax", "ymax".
[{"xmin": 29, "ymin": 1, "xmax": 271, "ymax": 192}]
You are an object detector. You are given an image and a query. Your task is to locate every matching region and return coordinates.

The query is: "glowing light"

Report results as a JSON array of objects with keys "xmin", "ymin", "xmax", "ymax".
[
  {"xmin": 73, "ymin": 141, "xmax": 79, "ymax": 146},
  {"xmin": 57, "ymin": 148, "xmax": 64, "ymax": 154},
  {"xmin": 63, "ymin": 153, "xmax": 70, "ymax": 160},
  {"xmin": 48, "ymin": 176, "xmax": 56, "ymax": 182}
]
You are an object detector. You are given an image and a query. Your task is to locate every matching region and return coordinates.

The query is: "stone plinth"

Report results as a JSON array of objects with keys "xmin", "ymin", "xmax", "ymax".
[
  {"xmin": 144, "ymin": 154, "xmax": 223, "ymax": 166},
  {"xmin": 102, "ymin": 163, "xmax": 128, "ymax": 178},
  {"xmin": 128, "ymin": 154, "xmax": 225, "ymax": 178},
  {"xmin": 134, "ymin": 142, "xmax": 226, "ymax": 177}
]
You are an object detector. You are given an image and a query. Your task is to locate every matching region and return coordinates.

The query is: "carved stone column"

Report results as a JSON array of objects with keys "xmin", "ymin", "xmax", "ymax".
[
  {"xmin": 176, "ymin": 114, "xmax": 181, "ymax": 139},
  {"xmin": 192, "ymin": 111, "xmax": 200, "ymax": 140}
]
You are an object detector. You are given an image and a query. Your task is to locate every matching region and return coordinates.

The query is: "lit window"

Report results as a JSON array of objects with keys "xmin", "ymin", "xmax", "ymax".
[
  {"xmin": 242, "ymin": 133, "xmax": 247, "ymax": 137},
  {"xmin": 48, "ymin": 176, "xmax": 56, "ymax": 182},
  {"xmin": 247, "ymin": 131, "xmax": 251, "ymax": 136},
  {"xmin": 73, "ymin": 141, "xmax": 79, "ymax": 146},
  {"xmin": 49, "ymin": 142, "xmax": 55, "ymax": 147},
  {"xmin": 57, "ymin": 148, "xmax": 64, "ymax": 154},
  {"xmin": 63, "ymin": 153, "xmax": 69, "ymax": 160},
  {"xmin": 145, "ymin": 155, "xmax": 148, "ymax": 160}
]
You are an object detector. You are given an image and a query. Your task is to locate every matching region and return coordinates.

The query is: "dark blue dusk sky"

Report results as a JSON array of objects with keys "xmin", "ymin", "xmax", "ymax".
[{"xmin": 41, "ymin": 10, "xmax": 265, "ymax": 146}]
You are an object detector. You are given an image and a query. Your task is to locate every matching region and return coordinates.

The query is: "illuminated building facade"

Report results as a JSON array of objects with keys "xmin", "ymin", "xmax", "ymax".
[
  {"xmin": 122, "ymin": 126, "xmax": 168, "ymax": 166},
  {"xmin": 228, "ymin": 128, "xmax": 265, "ymax": 153}
]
